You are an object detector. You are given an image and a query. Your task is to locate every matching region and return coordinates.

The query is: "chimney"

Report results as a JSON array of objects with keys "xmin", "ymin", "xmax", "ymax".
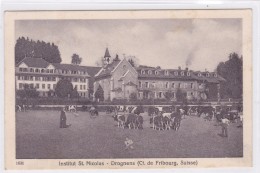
[
  {"xmin": 178, "ymin": 66, "xmax": 181, "ymax": 70},
  {"xmin": 185, "ymin": 67, "xmax": 188, "ymax": 71}
]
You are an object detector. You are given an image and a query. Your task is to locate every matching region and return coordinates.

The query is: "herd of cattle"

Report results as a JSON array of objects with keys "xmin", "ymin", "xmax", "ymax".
[
  {"xmin": 107, "ymin": 105, "xmax": 243, "ymax": 131},
  {"xmin": 16, "ymin": 104, "xmax": 243, "ymax": 131}
]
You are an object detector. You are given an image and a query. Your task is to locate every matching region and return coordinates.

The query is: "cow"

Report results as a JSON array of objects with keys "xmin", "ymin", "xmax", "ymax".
[
  {"xmin": 135, "ymin": 115, "xmax": 144, "ymax": 129},
  {"xmin": 68, "ymin": 105, "xmax": 77, "ymax": 112},
  {"xmin": 125, "ymin": 113, "xmax": 137, "ymax": 129},
  {"xmin": 171, "ymin": 110, "xmax": 182, "ymax": 131},
  {"xmin": 112, "ymin": 113, "xmax": 125, "ymax": 129},
  {"xmin": 162, "ymin": 116, "xmax": 171, "ymax": 130},
  {"xmin": 150, "ymin": 115, "xmax": 163, "ymax": 130}
]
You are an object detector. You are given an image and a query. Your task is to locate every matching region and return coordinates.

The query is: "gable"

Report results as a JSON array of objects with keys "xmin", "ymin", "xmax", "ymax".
[
  {"xmin": 112, "ymin": 58, "xmax": 137, "ymax": 75},
  {"xmin": 46, "ymin": 64, "xmax": 55, "ymax": 70},
  {"xmin": 18, "ymin": 62, "xmax": 28, "ymax": 68}
]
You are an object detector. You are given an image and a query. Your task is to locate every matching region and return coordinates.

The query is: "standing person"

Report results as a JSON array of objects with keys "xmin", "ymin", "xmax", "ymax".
[
  {"xmin": 220, "ymin": 116, "xmax": 230, "ymax": 137},
  {"xmin": 60, "ymin": 107, "xmax": 71, "ymax": 128}
]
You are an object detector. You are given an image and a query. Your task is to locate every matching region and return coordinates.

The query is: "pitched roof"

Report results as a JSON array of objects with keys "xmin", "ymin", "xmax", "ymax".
[
  {"xmin": 95, "ymin": 60, "xmax": 121, "ymax": 78},
  {"xmin": 82, "ymin": 66, "xmax": 102, "ymax": 77},
  {"xmin": 17, "ymin": 57, "xmax": 49, "ymax": 68}
]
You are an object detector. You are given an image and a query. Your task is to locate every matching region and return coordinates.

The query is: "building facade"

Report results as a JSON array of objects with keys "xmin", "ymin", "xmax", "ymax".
[
  {"xmin": 15, "ymin": 57, "xmax": 92, "ymax": 98},
  {"xmin": 94, "ymin": 48, "xmax": 225, "ymax": 101}
]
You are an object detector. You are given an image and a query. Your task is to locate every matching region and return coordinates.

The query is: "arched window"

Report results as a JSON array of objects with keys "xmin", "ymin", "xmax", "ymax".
[
  {"xmin": 174, "ymin": 71, "xmax": 178, "ymax": 76},
  {"xmin": 187, "ymin": 72, "xmax": 190, "ymax": 76},
  {"xmin": 206, "ymin": 73, "xmax": 210, "ymax": 77},
  {"xmin": 155, "ymin": 71, "xmax": 159, "ymax": 75},
  {"xmin": 198, "ymin": 73, "xmax": 201, "ymax": 77},
  {"xmin": 181, "ymin": 71, "xmax": 184, "ymax": 76},
  {"xmin": 148, "ymin": 70, "xmax": 152, "ymax": 75},
  {"xmin": 141, "ymin": 70, "xmax": 145, "ymax": 75},
  {"xmin": 165, "ymin": 70, "xmax": 169, "ymax": 75},
  {"xmin": 214, "ymin": 73, "xmax": 218, "ymax": 77}
]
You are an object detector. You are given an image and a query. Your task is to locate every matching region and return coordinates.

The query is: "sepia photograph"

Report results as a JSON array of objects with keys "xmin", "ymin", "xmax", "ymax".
[{"xmin": 4, "ymin": 10, "xmax": 252, "ymax": 169}]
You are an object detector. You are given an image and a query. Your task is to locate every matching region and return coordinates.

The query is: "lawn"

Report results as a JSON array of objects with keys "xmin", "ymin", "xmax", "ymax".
[{"xmin": 16, "ymin": 110, "xmax": 243, "ymax": 159}]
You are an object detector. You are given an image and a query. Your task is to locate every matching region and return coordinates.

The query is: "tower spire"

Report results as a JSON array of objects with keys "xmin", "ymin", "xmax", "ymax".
[{"xmin": 104, "ymin": 47, "xmax": 111, "ymax": 65}]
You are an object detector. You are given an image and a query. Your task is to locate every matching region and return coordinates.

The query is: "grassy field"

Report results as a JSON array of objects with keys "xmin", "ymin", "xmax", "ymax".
[{"xmin": 16, "ymin": 111, "xmax": 243, "ymax": 159}]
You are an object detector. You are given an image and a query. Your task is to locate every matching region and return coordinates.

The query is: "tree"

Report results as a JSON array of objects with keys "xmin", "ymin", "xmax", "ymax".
[
  {"xmin": 55, "ymin": 79, "xmax": 73, "ymax": 98},
  {"xmin": 216, "ymin": 52, "xmax": 243, "ymax": 99},
  {"xmin": 15, "ymin": 37, "xmax": 61, "ymax": 64},
  {"xmin": 71, "ymin": 53, "xmax": 82, "ymax": 65},
  {"xmin": 176, "ymin": 88, "xmax": 186, "ymax": 102},
  {"xmin": 16, "ymin": 84, "xmax": 39, "ymax": 98},
  {"xmin": 129, "ymin": 92, "xmax": 137, "ymax": 101},
  {"xmin": 164, "ymin": 91, "xmax": 174, "ymax": 101},
  {"xmin": 71, "ymin": 87, "xmax": 79, "ymax": 98},
  {"xmin": 113, "ymin": 54, "xmax": 120, "ymax": 61},
  {"xmin": 94, "ymin": 84, "xmax": 104, "ymax": 102}
]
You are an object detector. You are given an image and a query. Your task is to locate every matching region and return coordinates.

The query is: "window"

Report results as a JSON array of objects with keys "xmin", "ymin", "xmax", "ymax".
[
  {"xmin": 179, "ymin": 83, "xmax": 181, "ymax": 88},
  {"xmin": 42, "ymin": 84, "xmax": 45, "ymax": 89},
  {"xmin": 155, "ymin": 71, "xmax": 159, "ymax": 75},
  {"xmin": 141, "ymin": 70, "xmax": 145, "ymax": 75},
  {"xmin": 24, "ymin": 76, "xmax": 29, "ymax": 81},
  {"xmin": 19, "ymin": 68, "xmax": 23, "ymax": 72},
  {"xmin": 206, "ymin": 73, "xmax": 210, "ymax": 77},
  {"xmin": 41, "ymin": 69, "xmax": 44, "ymax": 73},
  {"xmin": 50, "ymin": 69, "xmax": 54, "ymax": 73},
  {"xmin": 36, "ymin": 84, "xmax": 39, "ymax": 89},
  {"xmin": 172, "ymin": 92, "xmax": 175, "ymax": 98},
  {"xmin": 52, "ymin": 77, "xmax": 56, "ymax": 81},
  {"xmin": 75, "ymin": 85, "xmax": 78, "ymax": 90},
  {"xmin": 73, "ymin": 78, "xmax": 78, "ymax": 82},
  {"xmin": 181, "ymin": 71, "xmax": 184, "ymax": 76},
  {"xmin": 35, "ymin": 69, "xmax": 39, "ymax": 73},
  {"xmin": 139, "ymin": 81, "xmax": 142, "ymax": 88},
  {"xmin": 159, "ymin": 92, "xmax": 163, "ymax": 98},
  {"xmin": 187, "ymin": 72, "xmax": 190, "ymax": 76},
  {"xmin": 19, "ymin": 83, "xmax": 23, "ymax": 89},
  {"xmin": 145, "ymin": 82, "xmax": 149, "ymax": 88},
  {"xmin": 83, "ymin": 85, "xmax": 86, "ymax": 90},
  {"xmin": 30, "ymin": 84, "xmax": 34, "ymax": 89},
  {"xmin": 165, "ymin": 70, "xmax": 169, "ymax": 75},
  {"xmin": 30, "ymin": 68, "xmax": 34, "ymax": 73},
  {"xmin": 48, "ymin": 84, "xmax": 51, "ymax": 89},
  {"xmin": 30, "ymin": 76, "xmax": 33, "ymax": 81},
  {"xmin": 198, "ymin": 73, "xmax": 201, "ymax": 77},
  {"xmin": 214, "ymin": 73, "xmax": 217, "ymax": 77},
  {"xmin": 148, "ymin": 70, "xmax": 152, "ymax": 75},
  {"xmin": 165, "ymin": 82, "xmax": 169, "ymax": 88},
  {"xmin": 80, "ymin": 85, "xmax": 82, "ymax": 90},
  {"xmin": 174, "ymin": 71, "xmax": 178, "ymax": 76},
  {"xmin": 191, "ymin": 83, "xmax": 194, "ymax": 89},
  {"xmin": 172, "ymin": 83, "xmax": 175, "ymax": 88},
  {"xmin": 191, "ymin": 92, "xmax": 194, "ymax": 96},
  {"xmin": 46, "ymin": 69, "xmax": 49, "ymax": 73}
]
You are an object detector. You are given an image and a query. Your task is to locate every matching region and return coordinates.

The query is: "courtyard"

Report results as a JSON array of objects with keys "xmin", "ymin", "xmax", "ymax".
[{"xmin": 16, "ymin": 110, "xmax": 243, "ymax": 159}]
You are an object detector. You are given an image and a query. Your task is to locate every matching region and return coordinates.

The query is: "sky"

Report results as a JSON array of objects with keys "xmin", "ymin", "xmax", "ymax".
[{"xmin": 15, "ymin": 19, "xmax": 242, "ymax": 71}]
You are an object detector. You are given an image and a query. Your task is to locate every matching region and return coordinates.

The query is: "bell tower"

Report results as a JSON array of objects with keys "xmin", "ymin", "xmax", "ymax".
[{"xmin": 104, "ymin": 47, "xmax": 111, "ymax": 65}]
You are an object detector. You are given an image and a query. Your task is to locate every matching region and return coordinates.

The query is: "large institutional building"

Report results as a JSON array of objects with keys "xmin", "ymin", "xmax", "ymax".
[{"xmin": 15, "ymin": 48, "xmax": 225, "ymax": 101}]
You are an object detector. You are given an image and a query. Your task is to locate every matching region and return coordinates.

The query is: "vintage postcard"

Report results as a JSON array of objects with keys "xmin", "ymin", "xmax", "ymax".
[{"xmin": 4, "ymin": 10, "xmax": 252, "ymax": 169}]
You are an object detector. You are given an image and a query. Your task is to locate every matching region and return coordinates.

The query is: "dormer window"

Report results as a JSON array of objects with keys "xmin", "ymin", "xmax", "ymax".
[
  {"xmin": 148, "ymin": 70, "xmax": 152, "ymax": 75},
  {"xmin": 174, "ymin": 71, "xmax": 178, "ymax": 76},
  {"xmin": 41, "ymin": 69, "xmax": 44, "ymax": 73},
  {"xmin": 206, "ymin": 73, "xmax": 210, "ymax": 77},
  {"xmin": 198, "ymin": 73, "xmax": 201, "ymax": 77},
  {"xmin": 30, "ymin": 68, "xmax": 34, "ymax": 73},
  {"xmin": 155, "ymin": 71, "xmax": 159, "ymax": 75},
  {"xmin": 181, "ymin": 71, "xmax": 184, "ymax": 76},
  {"xmin": 214, "ymin": 73, "xmax": 217, "ymax": 77},
  {"xmin": 187, "ymin": 72, "xmax": 190, "ymax": 76},
  {"xmin": 141, "ymin": 70, "xmax": 145, "ymax": 75},
  {"xmin": 165, "ymin": 70, "xmax": 169, "ymax": 75}
]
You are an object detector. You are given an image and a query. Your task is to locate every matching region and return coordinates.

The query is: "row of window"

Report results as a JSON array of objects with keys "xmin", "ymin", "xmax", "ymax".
[
  {"xmin": 17, "ymin": 76, "xmax": 87, "ymax": 83},
  {"xmin": 18, "ymin": 67, "xmax": 88, "ymax": 75},
  {"xmin": 141, "ymin": 70, "xmax": 190, "ymax": 76},
  {"xmin": 139, "ymin": 81, "xmax": 195, "ymax": 89},
  {"xmin": 140, "ymin": 69, "xmax": 218, "ymax": 77},
  {"xmin": 18, "ymin": 83, "xmax": 88, "ymax": 90},
  {"xmin": 38, "ymin": 91, "xmax": 87, "ymax": 97},
  {"xmin": 138, "ymin": 91, "xmax": 195, "ymax": 98}
]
